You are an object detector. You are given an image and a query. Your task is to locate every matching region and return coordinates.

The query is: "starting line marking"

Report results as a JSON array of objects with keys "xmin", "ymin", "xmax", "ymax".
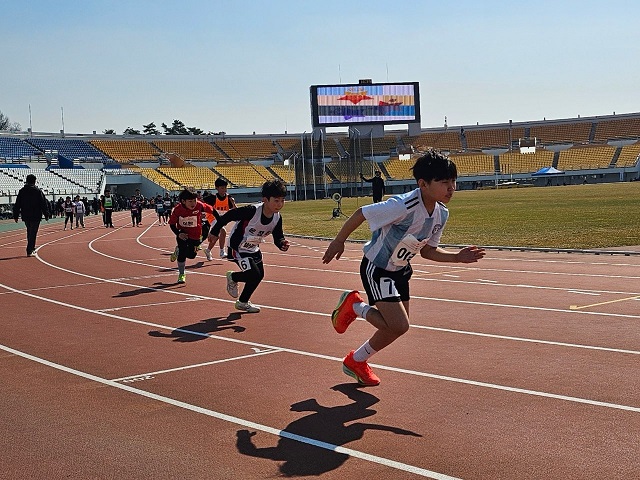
[
  {"xmin": 570, "ymin": 294, "xmax": 640, "ymax": 310},
  {"xmin": 110, "ymin": 349, "xmax": 282, "ymax": 382}
]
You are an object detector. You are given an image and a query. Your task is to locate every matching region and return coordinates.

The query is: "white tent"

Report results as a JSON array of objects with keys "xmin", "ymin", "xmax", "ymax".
[{"xmin": 532, "ymin": 166, "xmax": 564, "ymax": 175}]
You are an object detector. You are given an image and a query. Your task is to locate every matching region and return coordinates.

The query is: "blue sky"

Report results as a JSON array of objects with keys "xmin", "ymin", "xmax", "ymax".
[{"xmin": 2, "ymin": 0, "xmax": 639, "ymax": 135}]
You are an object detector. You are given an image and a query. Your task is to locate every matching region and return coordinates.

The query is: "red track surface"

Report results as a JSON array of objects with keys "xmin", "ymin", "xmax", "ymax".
[{"xmin": 1, "ymin": 211, "xmax": 639, "ymax": 479}]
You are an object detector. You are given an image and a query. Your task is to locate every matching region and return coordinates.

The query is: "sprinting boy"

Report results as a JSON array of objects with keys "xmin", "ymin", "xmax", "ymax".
[
  {"xmin": 203, "ymin": 178, "xmax": 237, "ymax": 260},
  {"xmin": 168, "ymin": 189, "xmax": 218, "ymax": 284},
  {"xmin": 322, "ymin": 150, "xmax": 486, "ymax": 386},
  {"xmin": 208, "ymin": 179, "xmax": 290, "ymax": 313}
]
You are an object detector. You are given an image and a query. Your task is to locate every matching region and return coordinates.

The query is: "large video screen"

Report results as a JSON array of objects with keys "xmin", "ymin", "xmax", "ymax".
[{"xmin": 310, "ymin": 82, "xmax": 420, "ymax": 127}]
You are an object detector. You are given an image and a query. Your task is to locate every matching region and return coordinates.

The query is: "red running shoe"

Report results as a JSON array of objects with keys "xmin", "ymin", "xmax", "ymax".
[
  {"xmin": 331, "ymin": 290, "xmax": 363, "ymax": 334},
  {"xmin": 342, "ymin": 350, "xmax": 380, "ymax": 386}
]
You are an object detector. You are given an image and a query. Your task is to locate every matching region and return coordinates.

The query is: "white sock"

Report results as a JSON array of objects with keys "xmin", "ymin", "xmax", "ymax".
[
  {"xmin": 352, "ymin": 301, "xmax": 371, "ymax": 319},
  {"xmin": 353, "ymin": 341, "xmax": 377, "ymax": 363}
]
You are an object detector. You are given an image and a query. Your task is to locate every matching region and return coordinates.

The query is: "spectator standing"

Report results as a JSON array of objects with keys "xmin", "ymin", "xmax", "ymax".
[
  {"xmin": 360, "ymin": 170, "xmax": 386, "ymax": 203},
  {"xmin": 129, "ymin": 195, "xmax": 141, "ymax": 227},
  {"xmin": 74, "ymin": 195, "xmax": 86, "ymax": 228},
  {"xmin": 63, "ymin": 196, "xmax": 75, "ymax": 230},
  {"xmin": 101, "ymin": 189, "xmax": 115, "ymax": 228},
  {"xmin": 12, "ymin": 174, "xmax": 51, "ymax": 257},
  {"xmin": 134, "ymin": 189, "xmax": 144, "ymax": 225}
]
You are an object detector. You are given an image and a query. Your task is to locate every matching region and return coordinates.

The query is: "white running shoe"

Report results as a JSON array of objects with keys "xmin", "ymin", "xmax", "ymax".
[
  {"xmin": 235, "ymin": 300, "xmax": 260, "ymax": 313},
  {"xmin": 220, "ymin": 249, "xmax": 226, "ymax": 258},
  {"xmin": 204, "ymin": 247, "xmax": 212, "ymax": 261},
  {"xmin": 226, "ymin": 271, "xmax": 238, "ymax": 298}
]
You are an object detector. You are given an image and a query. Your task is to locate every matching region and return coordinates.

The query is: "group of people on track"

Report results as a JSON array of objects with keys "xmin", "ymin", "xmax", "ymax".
[{"xmin": 13, "ymin": 150, "xmax": 485, "ymax": 387}]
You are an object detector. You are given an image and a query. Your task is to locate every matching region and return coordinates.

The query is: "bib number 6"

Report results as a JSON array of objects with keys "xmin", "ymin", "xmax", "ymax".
[{"xmin": 238, "ymin": 258, "xmax": 252, "ymax": 272}]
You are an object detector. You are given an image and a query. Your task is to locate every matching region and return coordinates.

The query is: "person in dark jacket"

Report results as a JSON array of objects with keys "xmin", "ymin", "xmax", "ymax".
[
  {"xmin": 360, "ymin": 170, "xmax": 386, "ymax": 203},
  {"xmin": 13, "ymin": 174, "xmax": 51, "ymax": 257}
]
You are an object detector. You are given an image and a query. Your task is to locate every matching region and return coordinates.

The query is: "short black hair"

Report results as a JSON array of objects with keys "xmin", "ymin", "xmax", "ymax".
[
  {"xmin": 215, "ymin": 178, "xmax": 228, "ymax": 188},
  {"xmin": 411, "ymin": 149, "xmax": 457, "ymax": 183},
  {"xmin": 178, "ymin": 188, "xmax": 198, "ymax": 201},
  {"xmin": 261, "ymin": 179, "xmax": 287, "ymax": 199},
  {"xmin": 26, "ymin": 174, "xmax": 36, "ymax": 185}
]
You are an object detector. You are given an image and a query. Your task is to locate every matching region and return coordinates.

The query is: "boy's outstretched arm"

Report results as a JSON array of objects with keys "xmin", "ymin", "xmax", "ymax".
[
  {"xmin": 421, "ymin": 245, "xmax": 486, "ymax": 263},
  {"xmin": 322, "ymin": 208, "xmax": 366, "ymax": 263}
]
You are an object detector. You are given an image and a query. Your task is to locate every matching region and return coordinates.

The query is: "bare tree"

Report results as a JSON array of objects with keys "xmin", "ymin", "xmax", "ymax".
[{"xmin": 0, "ymin": 110, "xmax": 21, "ymax": 131}]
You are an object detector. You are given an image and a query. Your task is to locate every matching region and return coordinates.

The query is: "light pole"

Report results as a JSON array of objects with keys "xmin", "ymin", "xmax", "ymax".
[{"xmin": 300, "ymin": 131, "xmax": 307, "ymax": 200}]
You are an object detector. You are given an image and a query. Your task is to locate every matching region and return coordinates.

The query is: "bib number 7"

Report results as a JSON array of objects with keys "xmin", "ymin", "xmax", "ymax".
[{"xmin": 379, "ymin": 277, "xmax": 398, "ymax": 298}]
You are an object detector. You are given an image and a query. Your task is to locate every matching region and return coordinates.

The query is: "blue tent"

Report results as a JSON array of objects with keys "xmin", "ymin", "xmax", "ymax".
[{"xmin": 532, "ymin": 166, "xmax": 564, "ymax": 175}]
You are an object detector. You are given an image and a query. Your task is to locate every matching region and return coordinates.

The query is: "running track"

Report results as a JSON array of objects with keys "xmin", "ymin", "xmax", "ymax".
[{"xmin": 1, "ymin": 210, "xmax": 639, "ymax": 479}]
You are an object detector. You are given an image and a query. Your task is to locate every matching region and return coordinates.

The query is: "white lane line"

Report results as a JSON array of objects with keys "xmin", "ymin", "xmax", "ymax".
[
  {"xmin": 23, "ymin": 237, "xmax": 640, "ymax": 353},
  {"xmin": 1, "ymin": 281, "xmax": 639, "ymax": 413},
  {"xmin": 7, "ymin": 227, "xmax": 640, "ymax": 352},
  {"xmin": 111, "ymin": 349, "xmax": 282, "ymax": 382},
  {"xmin": 97, "ymin": 297, "xmax": 207, "ymax": 312},
  {"xmin": 0, "ymin": 343, "xmax": 456, "ymax": 480},
  {"xmin": 411, "ymin": 325, "xmax": 640, "ymax": 356}
]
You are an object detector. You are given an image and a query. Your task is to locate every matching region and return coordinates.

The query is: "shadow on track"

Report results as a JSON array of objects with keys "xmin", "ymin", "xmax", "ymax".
[
  {"xmin": 236, "ymin": 383, "xmax": 422, "ymax": 476},
  {"xmin": 147, "ymin": 313, "xmax": 245, "ymax": 341}
]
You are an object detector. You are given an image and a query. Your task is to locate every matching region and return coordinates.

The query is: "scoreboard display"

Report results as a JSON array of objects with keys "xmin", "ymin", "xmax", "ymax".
[{"xmin": 310, "ymin": 81, "xmax": 420, "ymax": 127}]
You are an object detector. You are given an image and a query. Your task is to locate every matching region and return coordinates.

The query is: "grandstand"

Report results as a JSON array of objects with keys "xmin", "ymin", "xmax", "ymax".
[
  {"xmin": 616, "ymin": 141, "xmax": 640, "ymax": 168},
  {"xmin": 151, "ymin": 139, "xmax": 226, "ymax": 161},
  {"xmin": 499, "ymin": 150, "xmax": 556, "ymax": 174},
  {"xmin": 216, "ymin": 138, "xmax": 277, "ymax": 161},
  {"xmin": 1, "ymin": 111, "xmax": 639, "ymax": 204},
  {"xmin": 27, "ymin": 138, "xmax": 112, "ymax": 164},
  {"xmin": 91, "ymin": 139, "xmax": 160, "ymax": 163},
  {"xmin": 0, "ymin": 137, "xmax": 43, "ymax": 161},
  {"xmin": 0, "ymin": 168, "xmax": 103, "ymax": 197},
  {"xmin": 450, "ymin": 153, "xmax": 497, "ymax": 176},
  {"xmin": 138, "ymin": 168, "xmax": 181, "ymax": 191},
  {"xmin": 557, "ymin": 145, "xmax": 617, "ymax": 171},
  {"xmin": 212, "ymin": 163, "xmax": 271, "ymax": 187},
  {"xmin": 157, "ymin": 165, "xmax": 220, "ymax": 190},
  {"xmin": 464, "ymin": 127, "xmax": 526, "ymax": 150}
]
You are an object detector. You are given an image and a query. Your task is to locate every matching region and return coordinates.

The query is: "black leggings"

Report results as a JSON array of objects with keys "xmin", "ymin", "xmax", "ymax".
[
  {"xmin": 232, "ymin": 256, "xmax": 265, "ymax": 303},
  {"xmin": 176, "ymin": 237, "xmax": 200, "ymax": 262}
]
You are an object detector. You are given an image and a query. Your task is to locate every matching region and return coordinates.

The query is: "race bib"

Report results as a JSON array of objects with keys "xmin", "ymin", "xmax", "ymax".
[
  {"xmin": 379, "ymin": 277, "xmax": 399, "ymax": 298},
  {"xmin": 240, "ymin": 235, "xmax": 264, "ymax": 250},
  {"xmin": 391, "ymin": 234, "xmax": 428, "ymax": 267},
  {"xmin": 238, "ymin": 257, "xmax": 252, "ymax": 272},
  {"xmin": 178, "ymin": 215, "xmax": 198, "ymax": 228}
]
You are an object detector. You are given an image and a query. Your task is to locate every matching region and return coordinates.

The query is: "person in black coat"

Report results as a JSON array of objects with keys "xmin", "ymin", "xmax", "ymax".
[
  {"xmin": 360, "ymin": 170, "xmax": 386, "ymax": 203},
  {"xmin": 13, "ymin": 174, "xmax": 51, "ymax": 256}
]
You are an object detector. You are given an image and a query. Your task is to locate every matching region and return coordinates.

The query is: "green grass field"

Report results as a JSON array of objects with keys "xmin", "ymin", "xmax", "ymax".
[{"xmin": 282, "ymin": 182, "xmax": 640, "ymax": 249}]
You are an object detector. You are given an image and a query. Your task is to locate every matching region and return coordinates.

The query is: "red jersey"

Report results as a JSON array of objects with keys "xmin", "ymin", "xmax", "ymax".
[{"xmin": 169, "ymin": 200, "xmax": 215, "ymax": 240}]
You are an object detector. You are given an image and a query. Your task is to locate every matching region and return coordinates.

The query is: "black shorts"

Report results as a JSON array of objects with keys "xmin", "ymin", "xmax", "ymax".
[{"xmin": 360, "ymin": 256, "xmax": 412, "ymax": 304}]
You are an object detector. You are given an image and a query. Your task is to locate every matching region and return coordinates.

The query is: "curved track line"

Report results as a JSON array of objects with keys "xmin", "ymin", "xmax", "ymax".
[{"xmin": 1, "ymin": 281, "xmax": 639, "ymax": 413}]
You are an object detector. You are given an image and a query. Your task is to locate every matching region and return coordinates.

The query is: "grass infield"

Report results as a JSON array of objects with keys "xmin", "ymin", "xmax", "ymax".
[{"xmin": 282, "ymin": 182, "xmax": 640, "ymax": 250}]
